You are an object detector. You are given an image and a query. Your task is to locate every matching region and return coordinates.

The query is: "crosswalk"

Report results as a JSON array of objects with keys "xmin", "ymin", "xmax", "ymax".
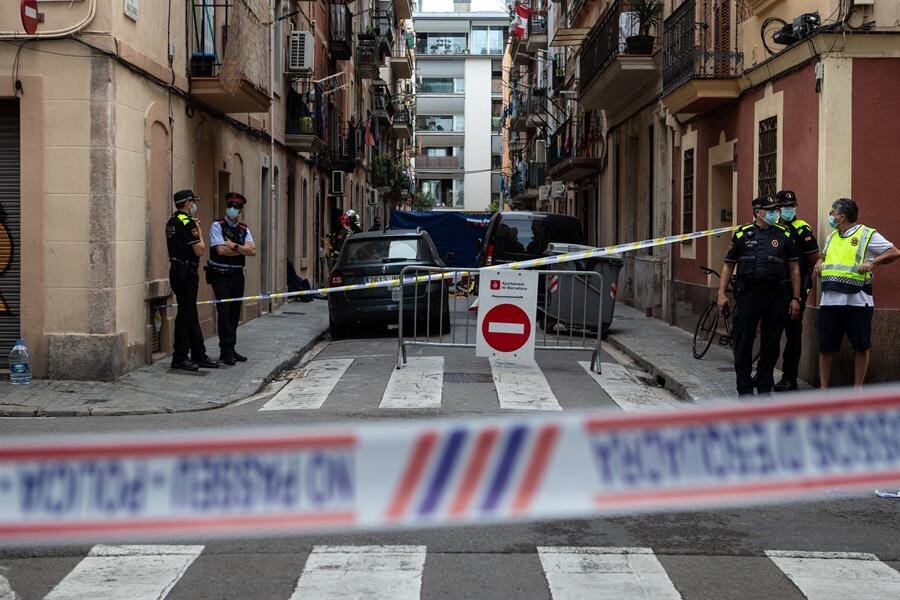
[
  {"xmin": 259, "ymin": 356, "xmax": 683, "ymax": 413},
  {"xmin": 13, "ymin": 544, "xmax": 900, "ymax": 599}
]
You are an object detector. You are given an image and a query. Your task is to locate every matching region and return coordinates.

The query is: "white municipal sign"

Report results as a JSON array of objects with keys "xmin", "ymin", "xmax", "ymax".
[{"xmin": 476, "ymin": 269, "xmax": 538, "ymax": 359}]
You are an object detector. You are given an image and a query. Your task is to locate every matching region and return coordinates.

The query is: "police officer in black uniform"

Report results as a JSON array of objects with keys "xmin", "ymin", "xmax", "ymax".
[
  {"xmin": 208, "ymin": 192, "xmax": 256, "ymax": 365},
  {"xmin": 774, "ymin": 190, "xmax": 820, "ymax": 391},
  {"xmin": 717, "ymin": 195, "xmax": 801, "ymax": 396},
  {"xmin": 166, "ymin": 190, "xmax": 219, "ymax": 371}
]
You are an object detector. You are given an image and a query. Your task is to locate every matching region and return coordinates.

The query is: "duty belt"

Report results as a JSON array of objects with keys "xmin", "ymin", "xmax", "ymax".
[{"xmin": 170, "ymin": 257, "xmax": 198, "ymax": 269}]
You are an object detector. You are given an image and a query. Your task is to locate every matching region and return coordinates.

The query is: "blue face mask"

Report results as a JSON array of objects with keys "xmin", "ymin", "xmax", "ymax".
[
  {"xmin": 225, "ymin": 207, "xmax": 240, "ymax": 221},
  {"xmin": 828, "ymin": 214, "xmax": 838, "ymax": 229},
  {"xmin": 780, "ymin": 207, "xmax": 796, "ymax": 221},
  {"xmin": 763, "ymin": 210, "xmax": 780, "ymax": 225}
]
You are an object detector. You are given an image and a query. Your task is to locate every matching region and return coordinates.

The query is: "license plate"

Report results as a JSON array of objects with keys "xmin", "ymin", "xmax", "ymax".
[
  {"xmin": 366, "ymin": 275, "xmax": 394, "ymax": 284},
  {"xmin": 391, "ymin": 287, "xmax": 402, "ymax": 301}
]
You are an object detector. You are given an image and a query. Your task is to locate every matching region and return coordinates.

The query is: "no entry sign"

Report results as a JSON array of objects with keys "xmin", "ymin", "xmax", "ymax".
[
  {"xmin": 476, "ymin": 269, "xmax": 537, "ymax": 359},
  {"xmin": 21, "ymin": 0, "xmax": 39, "ymax": 35}
]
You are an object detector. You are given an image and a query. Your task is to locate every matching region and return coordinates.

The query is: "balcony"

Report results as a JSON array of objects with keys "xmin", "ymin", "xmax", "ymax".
[
  {"xmin": 330, "ymin": 4, "xmax": 353, "ymax": 61},
  {"xmin": 188, "ymin": 1, "xmax": 271, "ymax": 113},
  {"xmin": 509, "ymin": 88, "xmax": 546, "ymax": 132},
  {"xmin": 579, "ymin": 0, "xmax": 660, "ymax": 111},
  {"xmin": 285, "ymin": 88, "xmax": 324, "ymax": 153},
  {"xmin": 392, "ymin": 107, "xmax": 413, "ymax": 140},
  {"xmin": 374, "ymin": 7, "xmax": 396, "ymax": 57},
  {"xmin": 390, "ymin": 38, "xmax": 414, "ymax": 80},
  {"xmin": 416, "ymin": 35, "xmax": 469, "ymax": 56},
  {"xmin": 416, "ymin": 156, "xmax": 462, "ymax": 179},
  {"xmin": 372, "ymin": 156, "xmax": 405, "ymax": 191},
  {"xmin": 661, "ymin": 0, "xmax": 744, "ymax": 114},
  {"xmin": 356, "ymin": 34, "xmax": 383, "ymax": 79},
  {"xmin": 547, "ymin": 117, "xmax": 602, "ymax": 182},
  {"xmin": 526, "ymin": 13, "xmax": 548, "ymax": 53},
  {"xmin": 511, "ymin": 161, "xmax": 547, "ymax": 204},
  {"xmin": 417, "ymin": 116, "xmax": 464, "ymax": 145}
]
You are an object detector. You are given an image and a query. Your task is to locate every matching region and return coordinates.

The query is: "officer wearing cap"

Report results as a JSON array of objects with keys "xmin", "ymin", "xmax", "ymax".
[
  {"xmin": 773, "ymin": 190, "xmax": 820, "ymax": 391},
  {"xmin": 208, "ymin": 192, "xmax": 256, "ymax": 365},
  {"xmin": 166, "ymin": 190, "xmax": 219, "ymax": 371},
  {"xmin": 716, "ymin": 195, "xmax": 801, "ymax": 396}
]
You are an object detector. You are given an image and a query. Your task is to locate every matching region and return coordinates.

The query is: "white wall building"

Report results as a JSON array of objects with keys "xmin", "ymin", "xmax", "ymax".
[{"xmin": 413, "ymin": 8, "xmax": 506, "ymax": 211}]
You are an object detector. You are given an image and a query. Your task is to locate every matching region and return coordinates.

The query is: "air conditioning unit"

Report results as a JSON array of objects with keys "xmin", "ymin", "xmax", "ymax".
[
  {"xmin": 539, "ymin": 185, "xmax": 550, "ymax": 202},
  {"xmin": 330, "ymin": 171, "xmax": 344, "ymax": 195},
  {"xmin": 550, "ymin": 181, "xmax": 566, "ymax": 199},
  {"xmin": 367, "ymin": 188, "xmax": 379, "ymax": 206},
  {"xmin": 287, "ymin": 31, "xmax": 314, "ymax": 74}
]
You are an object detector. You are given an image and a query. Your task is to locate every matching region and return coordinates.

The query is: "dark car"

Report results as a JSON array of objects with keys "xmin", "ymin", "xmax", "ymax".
[
  {"xmin": 476, "ymin": 211, "xmax": 585, "ymax": 267},
  {"xmin": 327, "ymin": 229, "xmax": 451, "ymax": 339}
]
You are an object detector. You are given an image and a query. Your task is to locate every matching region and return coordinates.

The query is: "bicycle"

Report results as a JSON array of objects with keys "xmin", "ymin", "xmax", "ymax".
[{"xmin": 692, "ymin": 266, "xmax": 760, "ymax": 363}]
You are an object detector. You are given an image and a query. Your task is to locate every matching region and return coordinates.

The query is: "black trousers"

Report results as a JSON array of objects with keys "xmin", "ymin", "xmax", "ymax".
[
  {"xmin": 732, "ymin": 288, "xmax": 787, "ymax": 395},
  {"xmin": 170, "ymin": 266, "xmax": 207, "ymax": 362},
  {"xmin": 779, "ymin": 295, "xmax": 807, "ymax": 381},
  {"xmin": 211, "ymin": 269, "xmax": 245, "ymax": 354}
]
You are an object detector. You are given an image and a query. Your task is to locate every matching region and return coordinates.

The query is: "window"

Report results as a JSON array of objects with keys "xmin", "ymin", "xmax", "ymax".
[
  {"xmin": 682, "ymin": 148, "xmax": 694, "ymax": 234},
  {"xmin": 416, "ymin": 33, "xmax": 467, "ymax": 54},
  {"xmin": 758, "ymin": 116, "xmax": 777, "ymax": 196},
  {"xmin": 420, "ymin": 78, "xmax": 465, "ymax": 93},
  {"xmin": 417, "ymin": 115, "xmax": 462, "ymax": 132},
  {"xmin": 342, "ymin": 238, "xmax": 430, "ymax": 264},
  {"xmin": 471, "ymin": 26, "xmax": 505, "ymax": 54},
  {"xmin": 491, "ymin": 100, "xmax": 502, "ymax": 131}
]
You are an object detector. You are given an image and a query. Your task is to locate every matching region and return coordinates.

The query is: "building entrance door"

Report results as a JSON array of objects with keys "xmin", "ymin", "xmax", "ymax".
[
  {"xmin": 709, "ymin": 161, "xmax": 734, "ymax": 279},
  {"xmin": 0, "ymin": 100, "xmax": 21, "ymax": 367}
]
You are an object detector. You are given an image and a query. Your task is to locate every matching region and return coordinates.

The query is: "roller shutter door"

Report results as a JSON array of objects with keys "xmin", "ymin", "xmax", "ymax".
[{"xmin": 0, "ymin": 100, "xmax": 21, "ymax": 368}]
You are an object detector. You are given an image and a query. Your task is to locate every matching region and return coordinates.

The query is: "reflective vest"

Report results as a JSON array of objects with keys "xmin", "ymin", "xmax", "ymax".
[{"xmin": 820, "ymin": 226, "xmax": 875, "ymax": 294}]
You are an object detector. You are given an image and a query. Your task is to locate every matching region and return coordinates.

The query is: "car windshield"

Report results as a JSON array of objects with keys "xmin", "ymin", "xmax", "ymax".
[
  {"xmin": 342, "ymin": 238, "xmax": 430, "ymax": 264},
  {"xmin": 495, "ymin": 216, "xmax": 583, "ymax": 256}
]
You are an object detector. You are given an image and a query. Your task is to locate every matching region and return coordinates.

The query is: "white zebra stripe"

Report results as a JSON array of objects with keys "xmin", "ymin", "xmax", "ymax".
[
  {"xmin": 259, "ymin": 358, "xmax": 354, "ymax": 410},
  {"xmin": 380, "ymin": 356, "xmax": 444, "ymax": 409},
  {"xmin": 490, "ymin": 358, "xmax": 561, "ymax": 411},
  {"xmin": 766, "ymin": 550, "xmax": 900, "ymax": 600}
]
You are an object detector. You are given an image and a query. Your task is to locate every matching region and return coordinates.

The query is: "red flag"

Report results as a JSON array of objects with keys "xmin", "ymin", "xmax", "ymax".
[
  {"xmin": 514, "ymin": 4, "xmax": 529, "ymax": 39},
  {"xmin": 364, "ymin": 121, "xmax": 375, "ymax": 146}
]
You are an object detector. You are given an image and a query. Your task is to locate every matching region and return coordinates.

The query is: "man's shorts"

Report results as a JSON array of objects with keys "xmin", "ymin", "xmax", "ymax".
[{"xmin": 818, "ymin": 305, "xmax": 874, "ymax": 352}]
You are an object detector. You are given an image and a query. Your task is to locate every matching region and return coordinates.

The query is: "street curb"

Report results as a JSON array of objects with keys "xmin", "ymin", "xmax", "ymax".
[
  {"xmin": 0, "ymin": 328, "xmax": 329, "ymax": 418},
  {"xmin": 605, "ymin": 332, "xmax": 695, "ymax": 402}
]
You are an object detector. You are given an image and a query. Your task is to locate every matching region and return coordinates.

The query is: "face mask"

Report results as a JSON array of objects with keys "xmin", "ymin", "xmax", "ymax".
[
  {"xmin": 225, "ymin": 207, "xmax": 240, "ymax": 220},
  {"xmin": 780, "ymin": 207, "xmax": 796, "ymax": 221},
  {"xmin": 188, "ymin": 202, "xmax": 198, "ymax": 217},
  {"xmin": 828, "ymin": 214, "xmax": 838, "ymax": 229},
  {"xmin": 763, "ymin": 210, "xmax": 780, "ymax": 225}
]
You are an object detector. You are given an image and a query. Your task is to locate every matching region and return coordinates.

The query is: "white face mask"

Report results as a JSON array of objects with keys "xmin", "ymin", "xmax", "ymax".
[{"xmin": 188, "ymin": 202, "xmax": 198, "ymax": 217}]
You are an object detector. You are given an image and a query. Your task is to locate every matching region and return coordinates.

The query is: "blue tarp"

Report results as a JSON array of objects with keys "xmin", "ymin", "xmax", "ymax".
[{"xmin": 390, "ymin": 211, "xmax": 492, "ymax": 268}]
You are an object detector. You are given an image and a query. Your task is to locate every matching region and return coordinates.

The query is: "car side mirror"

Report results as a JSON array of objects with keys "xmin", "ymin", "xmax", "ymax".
[{"xmin": 443, "ymin": 251, "xmax": 455, "ymax": 262}]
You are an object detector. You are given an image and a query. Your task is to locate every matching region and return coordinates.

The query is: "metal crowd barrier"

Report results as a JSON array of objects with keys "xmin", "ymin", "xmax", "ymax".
[{"xmin": 396, "ymin": 266, "xmax": 603, "ymax": 373}]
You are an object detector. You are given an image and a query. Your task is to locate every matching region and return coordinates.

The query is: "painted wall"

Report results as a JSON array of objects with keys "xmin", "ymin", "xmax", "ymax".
[{"xmin": 463, "ymin": 57, "xmax": 493, "ymax": 211}]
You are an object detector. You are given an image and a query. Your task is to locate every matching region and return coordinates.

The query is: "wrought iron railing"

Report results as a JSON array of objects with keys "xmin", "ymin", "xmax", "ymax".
[
  {"xmin": 286, "ymin": 88, "xmax": 323, "ymax": 137},
  {"xmin": 662, "ymin": 0, "xmax": 744, "ymax": 94},
  {"xmin": 526, "ymin": 161, "xmax": 547, "ymax": 189},
  {"xmin": 330, "ymin": 4, "xmax": 353, "ymax": 60},
  {"xmin": 579, "ymin": 1, "xmax": 657, "ymax": 94},
  {"xmin": 546, "ymin": 116, "xmax": 600, "ymax": 172}
]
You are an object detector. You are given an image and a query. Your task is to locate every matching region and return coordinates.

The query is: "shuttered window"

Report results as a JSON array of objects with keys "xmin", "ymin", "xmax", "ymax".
[
  {"xmin": 0, "ymin": 100, "xmax": 21, "ymax": 368},
  {"xmin": 682, "ymin": 148, "xmax": 694, "ymax": 235},
  {"xmin": 758, "ymin": 116, "xmax": 777, "ymax": 196}
]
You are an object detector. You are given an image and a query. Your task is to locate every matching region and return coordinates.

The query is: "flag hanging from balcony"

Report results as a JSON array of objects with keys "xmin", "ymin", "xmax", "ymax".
[
  {"xmin": 514, "ymin": 4, "xmax": 529, "ymax": 39},
  {"xmin": 364, "ymin": 120, "xmax": 375, "ymax": 146}
]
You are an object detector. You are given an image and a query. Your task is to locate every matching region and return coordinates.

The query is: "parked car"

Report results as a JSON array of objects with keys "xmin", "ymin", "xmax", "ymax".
[
  {"xmin": 475, "ymin": 211, "xmax": 585, "ymax": 267},
  {"xmin": 327, "ymin": 229, "xmax": 451, "ymax": 339}
]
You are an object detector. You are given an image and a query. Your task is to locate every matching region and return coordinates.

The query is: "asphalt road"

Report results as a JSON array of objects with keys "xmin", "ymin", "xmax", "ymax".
[{"xmin": 1, "ymin": 332, "xmax": 898, "ymax": 599}]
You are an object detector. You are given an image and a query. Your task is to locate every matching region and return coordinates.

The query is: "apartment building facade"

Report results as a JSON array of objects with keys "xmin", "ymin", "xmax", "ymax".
[
  {"xmin": 0, "ymin": 0, "xmax": 413, "ymax": 379},
  {"xmin": 510, "ymin": 0, "xmax": 900, "ymax": 384},
  {"xmin": 413, "ymin": 9, "xmax": 506, "ymax": 211}
]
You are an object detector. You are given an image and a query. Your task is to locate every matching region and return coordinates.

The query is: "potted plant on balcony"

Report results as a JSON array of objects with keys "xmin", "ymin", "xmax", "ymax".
[{"xmin": 625, "ymin": 0, "xmax": 661, "ymax": 55}]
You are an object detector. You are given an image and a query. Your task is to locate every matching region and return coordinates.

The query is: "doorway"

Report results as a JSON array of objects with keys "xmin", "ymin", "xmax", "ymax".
[{"xmin": 708, "ymin": 160, "xmax": 734, "ymax": 279}]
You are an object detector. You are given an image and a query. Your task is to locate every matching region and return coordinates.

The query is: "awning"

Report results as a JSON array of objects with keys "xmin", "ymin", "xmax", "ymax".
[{"xmin": 551, "ymin": 27, "xmax": 589, "ymax": 47}]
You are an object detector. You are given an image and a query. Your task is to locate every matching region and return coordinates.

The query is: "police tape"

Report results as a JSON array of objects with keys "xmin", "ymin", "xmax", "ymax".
[
  {"xmin": 1, "ymin": 386, "xmax": 898, "ymax": 544},
  {"xmin": 162, "ymin": 226, "xmax": 738, "ymax": 308}
]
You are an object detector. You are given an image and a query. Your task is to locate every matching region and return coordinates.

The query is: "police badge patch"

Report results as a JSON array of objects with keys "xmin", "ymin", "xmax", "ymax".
[
  {"xmin": 771, "ymin": 239, "xmax": 779, "ymax": 248},
  {"xmin": 851, "ymin": 238, "xmax": 860, "ymax": 246}
]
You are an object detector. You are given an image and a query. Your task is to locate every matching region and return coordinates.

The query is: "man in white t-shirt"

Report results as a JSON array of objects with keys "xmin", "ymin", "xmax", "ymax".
[{"xmin": 815, "ymin": 198, "xmax": 900, "ymax": 388}]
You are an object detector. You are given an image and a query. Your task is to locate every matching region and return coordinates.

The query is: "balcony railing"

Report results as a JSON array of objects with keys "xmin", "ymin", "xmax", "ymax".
[
  {"xmin": 416, "ymin": 156, "xmax": 462, "ymax": 170},
  {"xmin": 546, "ymin": 116, "xmax": 601, "ymax": 175},
  {"xmin": 511, "ymin": 161, "xmax": 546, "ymax": 196},
  {"xmin": 662, "ymin": 0, "xmax": 744, "ymax": 94},
  {"xmin": 579, "ymin": 0, "xmax": 658, "ymax": 95},
  {"xmin": 356, "ymin": 34, "xmax": 382, "ymax": 79},
  {"xmin": 285, "ymin": 88, "xmax": 325, "ymax": 153},
  {"xmin": 330, "ymin": 4, "xmax": 353, "ymax": 61}
]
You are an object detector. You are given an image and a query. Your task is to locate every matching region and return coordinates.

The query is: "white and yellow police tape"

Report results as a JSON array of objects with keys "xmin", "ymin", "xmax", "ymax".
[
  {"xmin": 161, "ymin": 225, "xmax": 737, "ymax": 308},
  {"xmin": 1, "ymin": 385, "xmax": 898, "ymax": 544}
]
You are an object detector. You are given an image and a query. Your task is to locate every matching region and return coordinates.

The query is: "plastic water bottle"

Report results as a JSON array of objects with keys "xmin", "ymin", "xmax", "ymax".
[{"xmin": 9, "ymin": 339, "xmax": 31, "ymax": 385}]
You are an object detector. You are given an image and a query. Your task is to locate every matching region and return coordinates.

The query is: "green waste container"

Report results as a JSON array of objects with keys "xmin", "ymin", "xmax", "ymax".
[{"xmin": 543, "ymin": 243, "xmax": 624, "ymax": 336}]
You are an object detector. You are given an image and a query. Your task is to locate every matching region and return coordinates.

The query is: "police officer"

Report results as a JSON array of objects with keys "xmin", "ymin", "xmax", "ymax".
[
  {"xmin": 717, "ymin": 195, "xmax": 801, "ymax": 396},
  {"xmin": 208, "ymin": 192, "xmax": 256, "ymax": 365},
  {"xmin": 773, "ymin": 190, "xmax": 820, "ymax": 391},
  {"xmin": 166, "ymin": 190, "xmax": 219, "ymax": 371}
]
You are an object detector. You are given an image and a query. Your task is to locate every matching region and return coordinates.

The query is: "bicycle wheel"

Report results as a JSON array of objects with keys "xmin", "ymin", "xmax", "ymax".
[{"xmin": 693, "ymin": 301, "xmax": 719, "ymax": 359}]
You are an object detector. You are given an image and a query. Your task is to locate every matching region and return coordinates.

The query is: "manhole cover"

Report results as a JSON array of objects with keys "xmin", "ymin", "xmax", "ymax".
[{"xmin": 443, "ymin": 372, "xmax": 493, "ymax": 384}]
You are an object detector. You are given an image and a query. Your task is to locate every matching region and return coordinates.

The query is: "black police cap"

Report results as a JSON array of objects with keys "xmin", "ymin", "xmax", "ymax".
[
  {"xmin": 173, "ymin": 189, "xmax": 199, "ymax": 205},
  {"xmin": 224, "ymin": 192, "xmax": 247, "ymax": 208},
  {"xmin": 775, "ymin": 190, "xmax": 797, "ymax": 206},
  {"xmin": 752, "ymin": 195, "xmax": 778, "ymax": 210}
]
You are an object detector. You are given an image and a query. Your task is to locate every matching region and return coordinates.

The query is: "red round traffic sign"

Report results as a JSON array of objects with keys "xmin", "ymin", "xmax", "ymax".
[
  {"xmin": 481, "ymin": 303, "xmax": 532, "ymax": 353},
  {"xmin": 21, "ymin": 0, "xmax": 39, "ymax": 35}
]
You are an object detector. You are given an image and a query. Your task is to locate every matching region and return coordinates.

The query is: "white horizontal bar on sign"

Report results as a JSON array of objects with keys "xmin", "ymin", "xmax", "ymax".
[{"xmin": 488, "ymin": 322, "xmax": 526, "ymax": 335}]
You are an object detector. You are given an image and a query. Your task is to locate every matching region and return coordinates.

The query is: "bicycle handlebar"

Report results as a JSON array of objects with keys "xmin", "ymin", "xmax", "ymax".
[{"xmin": 700, "ymin": 266, "xmax": 721, "ymax": 279}]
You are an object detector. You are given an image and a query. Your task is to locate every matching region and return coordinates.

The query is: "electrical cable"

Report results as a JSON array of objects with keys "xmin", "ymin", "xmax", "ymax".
[{"xmin": 760, "ymin": 16, "xmax": 788, "ymax": 57}]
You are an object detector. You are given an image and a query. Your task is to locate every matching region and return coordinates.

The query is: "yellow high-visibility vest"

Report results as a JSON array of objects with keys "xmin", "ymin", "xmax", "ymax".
[{"xmin": 820, "ymin": 226, "xmax": 875, "ymax": 294}]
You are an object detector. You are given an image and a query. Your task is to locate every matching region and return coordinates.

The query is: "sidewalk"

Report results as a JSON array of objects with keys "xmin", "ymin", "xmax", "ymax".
[
  {"xmin": 0, "ymin": 300, "xmax": 329, "ymax": 416},
  {"xmin": 606, "ymin": 303, "xmax": 811, "ymax": 403}
]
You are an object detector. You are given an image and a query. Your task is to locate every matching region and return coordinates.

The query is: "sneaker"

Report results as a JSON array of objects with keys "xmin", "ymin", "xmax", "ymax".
[
  {"xmin": 195, "ymin": 356, "xmax": 220, "ymax": 369},
  {"xmin": 232, "ymin": 351, "xmax": 248, "ymax": 362},
  {"xmin": 171, "ymin": 359, "xmax": 199, "ymax": 372},
  {"xmin": 774, "ymin": 378, "xmax": 798, "ymax": 392}
]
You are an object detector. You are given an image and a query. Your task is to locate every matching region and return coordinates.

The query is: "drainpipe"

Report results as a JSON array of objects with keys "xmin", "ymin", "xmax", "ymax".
[
  {"xmin": 269, "ymin": 2, "xmax": 276, "ymax": 313},
  {"xmin": 0, "ymin": 0, "xmax": 96, "ymax": 39}
]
